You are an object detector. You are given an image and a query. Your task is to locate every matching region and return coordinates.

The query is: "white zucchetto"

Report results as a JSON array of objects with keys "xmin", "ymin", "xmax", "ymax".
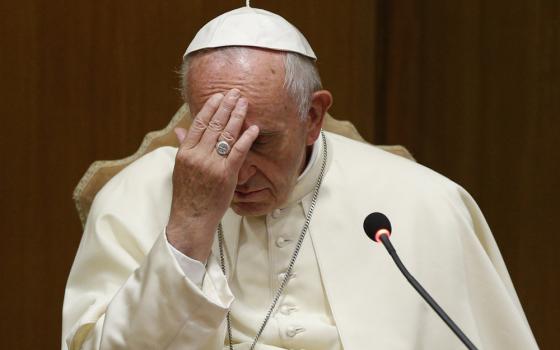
[{"xmin": 184, "ymin": 6, "xmax": 316, "ymax": 60}]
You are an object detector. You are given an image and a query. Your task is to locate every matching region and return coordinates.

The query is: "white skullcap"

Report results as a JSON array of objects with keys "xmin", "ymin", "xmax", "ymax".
[{"xmin": 184, "ymin": 6, "xmax": 316, "ymax": 60}]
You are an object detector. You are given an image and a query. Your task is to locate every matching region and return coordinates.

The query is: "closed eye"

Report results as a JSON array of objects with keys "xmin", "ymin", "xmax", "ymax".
[
  {"xmin": 253, "ymin": 138, "xmax": 268, "ymax": 145},
  {"xmin": 251, "ymin": 134, "xmax": 276, "ymax": 151}
]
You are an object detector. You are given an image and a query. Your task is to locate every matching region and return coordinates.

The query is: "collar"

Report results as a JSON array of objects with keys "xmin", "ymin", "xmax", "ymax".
[{"xmin": 282, "ymin": 135, "xmax": 323, "ymax": 208}]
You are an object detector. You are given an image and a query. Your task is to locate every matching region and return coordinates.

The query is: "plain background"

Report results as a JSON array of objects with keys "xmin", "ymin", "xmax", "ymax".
[{"xmin": 0, "ymin": 0, "xmax": 558, "ymax": 348}]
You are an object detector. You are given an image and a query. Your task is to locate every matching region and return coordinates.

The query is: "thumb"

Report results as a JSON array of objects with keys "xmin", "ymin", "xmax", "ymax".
[{"xmin": 227, "ymin": 125, "xmax": 259, "ymax": 171}]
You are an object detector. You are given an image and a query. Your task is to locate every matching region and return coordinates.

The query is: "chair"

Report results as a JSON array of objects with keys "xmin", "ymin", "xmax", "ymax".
[{"xmin": 73, "ymin": 104, "xmax": 414, "ymax": 227}]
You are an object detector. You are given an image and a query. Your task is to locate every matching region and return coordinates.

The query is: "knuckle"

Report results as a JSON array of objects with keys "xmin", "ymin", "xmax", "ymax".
[
  {"xmin": 208, "ymin": 120, "xmax": 224, "ymax": 132},
  {"xmin": 176, "ymin": 149, "xmax": 192, "ymax": 163},
  {"xmin": 220, "ymin": 131, "xmax": 235, "ymax": 142},
  {"xmin": 230, "ymin": 110, "xmax": 244, "ymax": 120},
  {"xmin": 191, "ymin": 117, "xmax": 207, "ymax": 131}
]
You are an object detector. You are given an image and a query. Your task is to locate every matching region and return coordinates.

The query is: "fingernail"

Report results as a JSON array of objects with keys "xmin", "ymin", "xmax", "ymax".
[
  {"xmin": 230, "ymin": 89, "xmax": 240, "ymax": 97},
  {"xmin": 212, "ymin": 93, "xmax": 224, "ymax": 101},
  {"xmin": 238, "ymin": 98, "xmax": 248, "ymax": 107}
]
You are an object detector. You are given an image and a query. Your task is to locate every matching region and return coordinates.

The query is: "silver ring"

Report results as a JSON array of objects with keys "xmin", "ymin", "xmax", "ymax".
[{"xmin": 216, "ymin": 140, "xmax": 231, "ymax": 156}]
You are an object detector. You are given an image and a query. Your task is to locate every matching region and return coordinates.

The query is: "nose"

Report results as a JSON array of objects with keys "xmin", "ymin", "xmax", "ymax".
[{"xmin": 237, "ymin": 160, "xmax": 257, "ymax": 185}]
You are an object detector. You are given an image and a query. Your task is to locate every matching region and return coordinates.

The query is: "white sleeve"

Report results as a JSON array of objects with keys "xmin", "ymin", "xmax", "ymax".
[
  {"xmin": 62, "ymin": 148, "xmax": 234, "ymax": 350},
  {"xmin": 166, "ymin": 231, "xmax": 206, "ymax": 288},
  {"xmin": 63, "ymin": 229, "xmax": 233, "ymax": 350}
]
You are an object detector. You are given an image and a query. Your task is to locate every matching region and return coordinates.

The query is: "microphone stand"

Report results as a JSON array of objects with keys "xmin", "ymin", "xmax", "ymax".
[{"xmin": 379, "ymin": 234, "xmax": 479, "ymax": 350}]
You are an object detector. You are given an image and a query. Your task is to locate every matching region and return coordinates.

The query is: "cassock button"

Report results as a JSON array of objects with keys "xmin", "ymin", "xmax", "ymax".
[
  {"xmin": 275, "ymin": 237, "xmax": 292, "ymax": 248},
  {"xmin": 278, "ymin": 272, "xmax": 297, "ymax": 282},
  {"xmin": 286, "ymin": 326, "xmax": 306, "ymax": 337},
  {"xmin": 279, "ymin": 304, "xmax": 297, "ymax": 315},
  {"xmin": 271, "ymin": 208, "xmax": 283, "ymax": 218}
]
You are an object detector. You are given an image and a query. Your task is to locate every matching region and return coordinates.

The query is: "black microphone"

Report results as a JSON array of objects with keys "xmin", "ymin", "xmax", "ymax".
[{"xmin": 363, "ymin": 212, "xmax": 479, "ymax": 350}]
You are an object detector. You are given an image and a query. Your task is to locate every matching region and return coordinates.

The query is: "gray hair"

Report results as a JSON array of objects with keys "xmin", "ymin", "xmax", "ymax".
[{"xmin": 180, "ymin": 47, "xmax": 323, "ymax": 119}]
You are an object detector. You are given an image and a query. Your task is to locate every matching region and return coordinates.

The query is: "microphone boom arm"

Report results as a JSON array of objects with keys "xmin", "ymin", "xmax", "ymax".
[{"xmin": 379, "ymin": 235, "xmax": 479, "ymax": 350}]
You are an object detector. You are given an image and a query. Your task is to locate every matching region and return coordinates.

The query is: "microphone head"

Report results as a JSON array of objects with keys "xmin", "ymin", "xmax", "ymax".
[{"xmin": 363, "ymin": 212, "xmax": 392, "ymax": 243}]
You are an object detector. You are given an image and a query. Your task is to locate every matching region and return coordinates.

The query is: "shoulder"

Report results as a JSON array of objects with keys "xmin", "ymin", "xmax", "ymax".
[
  {"xmin": 88, "ymin": 146, "xmax": 177, "ymax": 227},
  {"xmin": 324, "ymin": 131, "xmax": 461, "ymax": 198},
  {"xmin": 320, "ymin": 132, "xmax": 488, "ymax": 260},
  {"xmin": 95, "ymin": 146, "xmax": 177, "ymax": 201},
  {"xmin": 104, "ymin": 146, "xmax": 177, "ymax": 189},
  {"xmin": 322, "ymin": 132, "xmax": 480, "ymax": 236}
]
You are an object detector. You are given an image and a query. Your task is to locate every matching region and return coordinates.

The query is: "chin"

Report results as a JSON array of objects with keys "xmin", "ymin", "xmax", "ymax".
[{"xmin": 231, "ymin": 201, "xmax": 275, "ymax": 217}]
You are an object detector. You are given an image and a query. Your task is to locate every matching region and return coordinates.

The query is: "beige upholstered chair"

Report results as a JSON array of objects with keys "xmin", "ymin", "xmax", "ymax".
[{"xmin": 73, "ymin": 104, "xmax": 414, "ymax": 227}]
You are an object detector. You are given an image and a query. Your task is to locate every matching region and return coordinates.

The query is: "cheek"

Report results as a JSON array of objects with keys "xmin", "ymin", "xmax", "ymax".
[
  {"xmin": 257, "ymin": 159, "xmax": 291, "ymax": 185},
  {"xmin": 253, "ymin": 155, "xmax": 298, "ymax": 192},
  {"xmin": 252, "ymin": 134, "xmax": 308, "ymax": 191},
  {"xmin": 270, "ymin": 147, "xmax": 306, "ymax": 185}
]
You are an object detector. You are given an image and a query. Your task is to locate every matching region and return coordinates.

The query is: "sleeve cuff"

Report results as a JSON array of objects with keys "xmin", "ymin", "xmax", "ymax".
[{"xmin": 165, "ymin": 229, "xmax": 206, "ymax": 288}]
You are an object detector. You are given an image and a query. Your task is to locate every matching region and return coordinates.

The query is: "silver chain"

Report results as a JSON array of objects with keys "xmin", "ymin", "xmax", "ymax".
[{"xmin": 218, "ymin": 131, "xmax": 328, "ymax": 350}]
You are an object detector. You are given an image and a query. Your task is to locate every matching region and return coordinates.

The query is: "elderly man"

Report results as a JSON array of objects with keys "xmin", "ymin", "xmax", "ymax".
[{"xmin": 62, "ymin": 6, "xmax": 538, "ymax": 350}]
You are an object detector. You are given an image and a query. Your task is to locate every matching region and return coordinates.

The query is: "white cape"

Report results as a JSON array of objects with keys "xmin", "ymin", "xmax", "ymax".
[{"xmin": 62, "ymin": 132, "xmax": 538, "ymax": 349}]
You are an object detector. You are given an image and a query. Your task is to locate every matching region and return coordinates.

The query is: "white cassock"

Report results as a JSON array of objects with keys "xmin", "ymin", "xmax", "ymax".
[{"xmin": 62, "ymin": 131, "xmax": 538, "ymax": 350}]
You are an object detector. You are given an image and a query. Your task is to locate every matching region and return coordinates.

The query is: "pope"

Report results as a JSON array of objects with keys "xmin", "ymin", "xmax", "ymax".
[{"xmin": 62, "ymin": 6, "xmax": 539, "ymax": 350}]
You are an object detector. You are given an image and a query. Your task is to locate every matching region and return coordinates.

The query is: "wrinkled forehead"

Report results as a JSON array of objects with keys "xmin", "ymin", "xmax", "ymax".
[
  {"xmin": 188, "ymin": 47, "xmax": 286, "ymax": 82},
  {"xmin": 205, "ymin": 49, "xmax": 254, "ymax": 71},
  {"xmin": 187, "ymin": 48, "xmax": 290, "ymax": 110},
  {"xmin": 186, "ymin": 49, "xmax": 301, "ymax": 131}
]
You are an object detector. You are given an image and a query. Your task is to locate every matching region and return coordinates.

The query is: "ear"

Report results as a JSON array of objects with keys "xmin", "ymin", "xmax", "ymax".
[{"xmin": 305, "ymin": 90, "xmax": 333, "ymax": 146}]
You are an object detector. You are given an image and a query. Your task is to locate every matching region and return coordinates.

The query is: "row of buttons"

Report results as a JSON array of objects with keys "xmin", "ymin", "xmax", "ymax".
[{"xmin": 269, "ymin": 206, "xmax": 307, "ymax": 343}]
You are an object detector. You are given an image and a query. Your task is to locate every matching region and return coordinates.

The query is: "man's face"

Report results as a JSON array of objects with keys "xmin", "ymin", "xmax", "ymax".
[{"xmin": 188, "ymin": 49, "xmax": 315, "ymax": 216}]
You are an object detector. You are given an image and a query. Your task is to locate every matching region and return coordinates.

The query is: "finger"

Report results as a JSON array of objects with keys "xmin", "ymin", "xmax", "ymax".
[
  {"xmin": 182, "ymin": 93, "xmax": 224, "ymax": 149},
  {"xmin": 174, "ymin": 127, "xmax": 187, "ymax": 144},
  {"xmin": 227, "ymin": 125, "xmax": 259, "ymax": 171},
  {"xmin": 199, "ymin": 89, "xmax": 241, "ymax": 149},
  {"xmin": 219, "ymin": 98, "xmax": 248, "ymax": 145}
]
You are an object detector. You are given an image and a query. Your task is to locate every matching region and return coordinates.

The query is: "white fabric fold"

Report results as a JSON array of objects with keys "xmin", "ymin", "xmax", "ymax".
[
  {"xmin": 62, "ymin": 147, "xmax": 234, "ymax": 350},
  {"xmin": 166, "ymin": 234, "xmax": 206, "ymax": 288},
  {"xmin": 62, "ymin": 135, "xmax": 538, "ymax": 349}
]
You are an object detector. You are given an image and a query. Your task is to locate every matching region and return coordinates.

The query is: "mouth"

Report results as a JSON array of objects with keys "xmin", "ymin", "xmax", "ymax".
[{"xmin": 233, "ymin": 188, "xmax": 268, "ymax": 201}]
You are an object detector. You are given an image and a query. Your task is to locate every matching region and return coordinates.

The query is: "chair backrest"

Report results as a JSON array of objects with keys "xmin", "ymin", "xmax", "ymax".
[{"xmin": 73, "ymin": 104, "xmax": 414, "ymax": 227}]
